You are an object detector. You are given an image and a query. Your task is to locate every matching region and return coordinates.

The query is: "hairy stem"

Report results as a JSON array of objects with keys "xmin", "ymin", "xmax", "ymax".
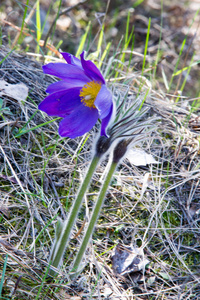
[
  {"xmin": 50, "ymin": 154, "xmax": 100, "ymax": 274},
  {"xmin": 72, "ymin": 161, "xmax": 117, "ymax": 273}
]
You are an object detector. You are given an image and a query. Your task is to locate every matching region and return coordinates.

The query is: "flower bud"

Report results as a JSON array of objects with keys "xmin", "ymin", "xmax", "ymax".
[
  {"xmin": 112, "ymin": 139, "xmax": 128, "ymax": 163},
  {"xmin": 95, "ymin": 136, "xmax": 112, "ymax": 157}
]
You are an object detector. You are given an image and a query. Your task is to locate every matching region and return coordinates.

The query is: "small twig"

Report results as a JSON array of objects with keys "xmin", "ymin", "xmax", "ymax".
[
  {"xmin": 73, "ymin": 220, "xmax": 86, "ymax": 239},
  {"xmin": 45, "ymin": 172, "xmax": 67, "ymax": 220},
  {"xmin": 43, "ymin": 0, "xmax": 88, "ymax": 52},
  {"xmin": 1, "ymin": 19, "xmax": 34, "ymax": 37},
  {"xmin": 12, "ymin": 2, "xmax": 37, "ymax": 48}
]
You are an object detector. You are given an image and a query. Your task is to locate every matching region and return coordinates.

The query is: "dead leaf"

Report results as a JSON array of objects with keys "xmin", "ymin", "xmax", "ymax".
[
  {"xmin": 126, "ymin": 148, "xmax": 158, "ymax": 166},
  {"xmin": 0, "ymin": 205, "xmax": 10, "ymax": 218},
  {"xmin": 112, "ymin": 243, "xmax": 150, "ymax": 276},
  {"xmin": 0, "ymin": 80, "xmax": 29, "ymax": 102}
]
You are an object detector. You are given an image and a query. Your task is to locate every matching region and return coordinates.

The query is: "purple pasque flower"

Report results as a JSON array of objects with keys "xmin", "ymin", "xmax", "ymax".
[{"xmin": 39, "ymin": 52, "xmax": 113, "ymax": 138}]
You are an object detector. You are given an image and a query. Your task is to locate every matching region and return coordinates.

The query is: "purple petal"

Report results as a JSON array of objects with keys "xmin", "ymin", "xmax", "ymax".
[
  {"xmin": 94, "ymin": 85, "xmax": 113, "ymax": 119},
  {"xmin": 100, "ymin": 103, "xmax": 113, "ymax": 136},
  {"xmin": 80, "ymin": 52, "xmax": 105, "ymax": 84},
  {"xmin": 58, "ymin": 105, "xmax": 98, "ymax": 138},
  {"xmin": 42, "ymin": 63, "xmax": 89, "ymax": 84},
  {"xmin": 61, "ymin": 52, "xmax": 82, "ymax": 68},
  {"xmin": 38, "ymin": 88, "xmax": 82, "ymax": 117},
  {"xmin": 46, "ymin": 80, "xmax": 82, "ymax": 94}
]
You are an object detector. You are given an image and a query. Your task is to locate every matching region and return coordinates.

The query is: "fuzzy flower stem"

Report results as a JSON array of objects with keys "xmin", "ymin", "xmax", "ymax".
[
  {"xmin": 50, "ymin": 154, "xmax": 101, "ymax": 273},
  {"xmin": 72, "ymin": 139, "xmax": 128, "ymax": 274},
  {"xmin": 50, "ymin": 136, "xmax": 112, "ymax": 274},
  {"xmin": 72, "ymin": 161, "xmax": 117, "ymax": 273}
]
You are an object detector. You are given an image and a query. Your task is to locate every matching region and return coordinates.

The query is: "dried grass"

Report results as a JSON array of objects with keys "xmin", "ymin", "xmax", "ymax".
[{"xmin": 0, "ymin": 45, "xmax": 200, "ymax": 300}]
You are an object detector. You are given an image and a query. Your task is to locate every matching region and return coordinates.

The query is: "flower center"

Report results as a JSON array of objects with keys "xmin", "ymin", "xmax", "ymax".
[{"xmin": 80, "ymin": 81, "xmax": 102, "ymax": 108}]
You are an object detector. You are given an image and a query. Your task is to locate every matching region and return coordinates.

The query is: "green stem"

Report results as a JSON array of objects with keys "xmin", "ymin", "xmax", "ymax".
[
  {"xmin": 50, "ymin": 154, "xmax": 100, "ymax": 272},
  {"xmin": 72, "ymin": 161, "xmax": 117, "ymax": 273}
]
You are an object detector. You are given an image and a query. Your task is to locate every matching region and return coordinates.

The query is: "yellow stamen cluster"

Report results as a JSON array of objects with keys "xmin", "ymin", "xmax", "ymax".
[{"xmin": 80, "ymin": 81, "xmax": 102, "ymax": 108}]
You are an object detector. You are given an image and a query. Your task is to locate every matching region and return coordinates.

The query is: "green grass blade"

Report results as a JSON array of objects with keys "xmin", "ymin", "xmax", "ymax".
[
  {"xmin": 142, "ymin": 17, "xmax": 151, "ymax": 76},
  {"xmin": 76, "ymin": 21, "xmax": 91, "ymax": 57},
  {"xmin": 0, "ymin": 48, "xmax": 16, "ymax": 65},
  {"xmin": 168, "ymin": 38, "xmax": 186, "ymax": 91},
  {"xmin": 97, "ymin": 25, "xmax": 104, "ymax": 57},
  {"xmin": 172, "ymin": 59, "xmax": 200, "ymax": 76},
  {"xmin": 115, "ymin": 10, "xmax": 134, "ymax": 78},
  {"xmin": 137, "ymin": 17, "xmax": 151, "ymax": 95},
  {"xmin": 32, "ymin": 214, "xmax": 58, "ymax": 251},
  {"xmin": 139, "ymin": 88, "xmax": 150, "ymax": 111},
  {"xmin": 99, "ymin": 41, "xmax": 111, "ymax": 69},
  {"xmin": 168, "ymin": 8, "xmax": 200, "ymax": 90},
  {"xmin": 16, "ymin": 0, "xmax": 30, "ymax": 45},
  {"xmin": 14, "ymin": 117, "xmax": 60, "ymax": 137},
  {"xmin": 132, "ymin": 0, "xmax": 145, "ymax": 8},
  {"xmin": 152, "ymin": 0, "xmax": 163, "ymax": 83},
  {"xmin": 104, "ymin": 36, "xmax": 123, "ymax": 79},
  {"xmin": 121, "ymin": 10, "xmax": 134, "ymax": 65},
  {"xmin": 0, "ymin": 254, "xmax": 8, "ymax": 297},
  {"xmin": 175, "ymin": 53, "xmax": 195, "ymax": 102},
  {"xmin": 123, "ymin": 9, "xmax": 131, "ymax": 56},
  {"xmin": 36, "ymin": 0, "xmax": 41, "ymax": 54},
  {"xmin": 35, "ymin": 263, "xmax": 51, "ymax": 300},
  {"xmin": 128, "ymin": 33, "xmax": 135, "ymax": 68}
]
